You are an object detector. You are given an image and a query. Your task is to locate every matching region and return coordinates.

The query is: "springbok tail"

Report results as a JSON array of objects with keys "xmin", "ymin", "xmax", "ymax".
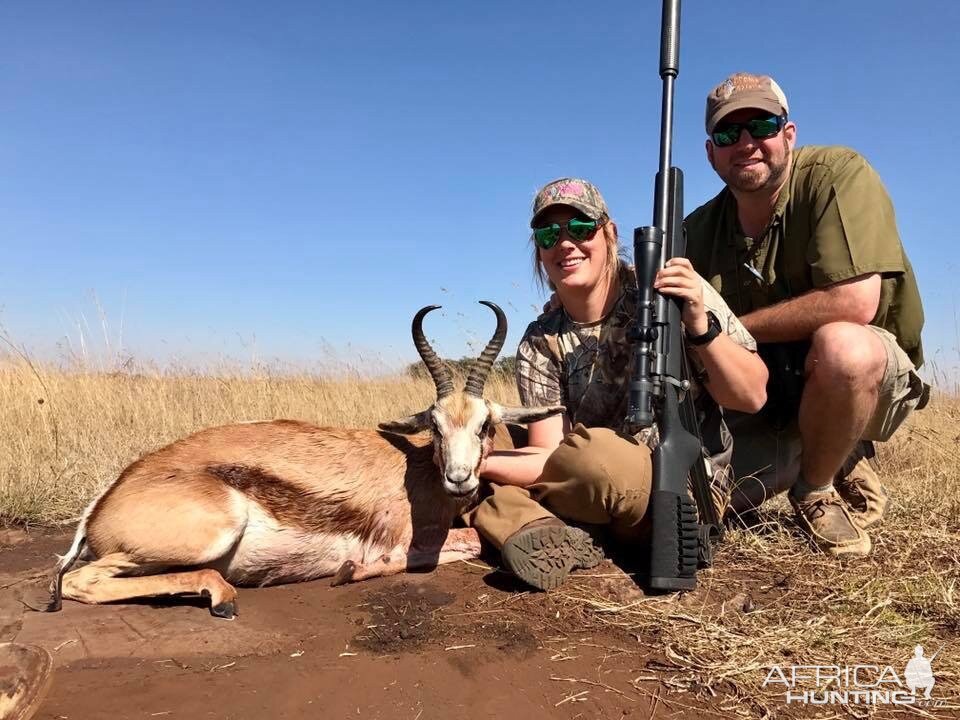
[{"xmin": 47, "ymin": 517, "xmax": 88, "ymax": 612}]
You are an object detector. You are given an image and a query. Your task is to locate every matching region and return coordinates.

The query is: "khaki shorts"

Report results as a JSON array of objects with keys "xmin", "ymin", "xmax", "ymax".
[
  {"xmin": 727, "ymin": 326, "xmax": 927, "ymax": 509},
  {"xmin": 864, "ymin": 326, "xmax": 928, "ymax": 441}
]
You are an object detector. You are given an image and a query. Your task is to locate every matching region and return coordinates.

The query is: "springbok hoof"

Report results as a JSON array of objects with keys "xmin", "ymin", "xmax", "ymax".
[
  {"xmin": 331, "ymin": 560, "xmax": 356, "ymax": 586},
  {"xmin": 210, "ymin": 601, "xmax": 237, "ymax": 620},
  {"xmin": 201, "ymin": 589, "xmax": 237, "ymax": 620}
]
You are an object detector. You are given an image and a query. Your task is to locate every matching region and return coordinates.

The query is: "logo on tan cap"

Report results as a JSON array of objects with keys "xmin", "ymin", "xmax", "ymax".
[
  {"xmin": 705, "ymin": 73, "xmax": 789, "ymax": 133},
  {"xmin": 720, "ymin": 78, "xmax": 737, "ymax": 100}
]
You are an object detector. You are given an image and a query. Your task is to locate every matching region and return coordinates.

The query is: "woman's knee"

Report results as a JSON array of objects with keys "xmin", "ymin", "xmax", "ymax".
[{"xmin": 542, "ymin": 426, "xmax": 652, "ymax": 497}]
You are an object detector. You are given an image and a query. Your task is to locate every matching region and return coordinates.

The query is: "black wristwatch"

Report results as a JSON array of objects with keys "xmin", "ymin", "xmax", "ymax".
[{"xmin": 685, "ymin": 311, "xmax": 721, "ymax": 346}]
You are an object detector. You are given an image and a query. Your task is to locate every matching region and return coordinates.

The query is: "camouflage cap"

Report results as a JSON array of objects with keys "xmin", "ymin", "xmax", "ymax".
[
  {"xmin": 705, "ymin": 73, "xmax": 789, "ymax": 133},
  {"xmin": 530, "ymin": 178, "xmax": 609, "ymax": 228}
]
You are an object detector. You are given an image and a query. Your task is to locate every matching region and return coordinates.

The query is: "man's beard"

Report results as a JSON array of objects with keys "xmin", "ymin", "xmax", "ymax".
[{"xmin": 718, "ymin": 137, "xmax": 791, "ymax": 194}]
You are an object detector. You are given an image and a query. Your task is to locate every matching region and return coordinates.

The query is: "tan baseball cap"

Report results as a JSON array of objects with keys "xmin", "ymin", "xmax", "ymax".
[
  {"xmin": 705, "ymin": 73, "xmax": 789, "ymax": 133},
  {"xmin": 530, "ymin": 178, "xmax": 609, "ymax": 227}
]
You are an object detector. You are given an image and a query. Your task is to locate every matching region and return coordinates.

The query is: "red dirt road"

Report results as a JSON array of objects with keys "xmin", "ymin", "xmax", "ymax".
[{"xmin": 1, "ymin": 528, "xmax": 716, "ymax": 720}]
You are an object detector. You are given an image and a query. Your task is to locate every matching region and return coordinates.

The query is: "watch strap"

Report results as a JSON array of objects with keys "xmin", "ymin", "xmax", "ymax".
[{"xmin": 686, "ymin": 311, "xmax": 721, "ymax": 346}]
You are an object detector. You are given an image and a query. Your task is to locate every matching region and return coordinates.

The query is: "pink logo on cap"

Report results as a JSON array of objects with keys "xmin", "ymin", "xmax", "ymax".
[{"xmin": 550, "ymin": 181, "xmax": 585, "ymax": 199}]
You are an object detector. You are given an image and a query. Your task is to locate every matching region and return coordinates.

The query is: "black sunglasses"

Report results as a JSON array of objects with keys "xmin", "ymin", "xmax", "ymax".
[{"xmin": 711, "ymin": 113, "xmax": 787, "ymax": 147}]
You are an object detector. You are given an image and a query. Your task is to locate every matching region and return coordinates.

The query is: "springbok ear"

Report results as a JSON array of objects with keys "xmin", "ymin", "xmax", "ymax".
[
  {"xmin": 378, "ymin": 409, "xmax": 433, "ymax": 435},
  {"xmin": 495, "ymin": 404, "xmax": 566, "ymax": 425}
]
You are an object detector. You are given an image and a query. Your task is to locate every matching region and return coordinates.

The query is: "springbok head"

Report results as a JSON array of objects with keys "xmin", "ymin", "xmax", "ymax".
[{"xmin": 379, "ymin": 301, "xmax": 564, "ymax": 498}]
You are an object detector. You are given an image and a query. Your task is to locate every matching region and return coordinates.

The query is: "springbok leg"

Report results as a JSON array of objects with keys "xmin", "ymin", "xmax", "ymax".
[
  {"xmin": 62, "ymin": 553, "xmax": 239, "ymax": 618},
  {"xmin": 332, "ymin": 528, "xmax": 481, "ymax": 585}
]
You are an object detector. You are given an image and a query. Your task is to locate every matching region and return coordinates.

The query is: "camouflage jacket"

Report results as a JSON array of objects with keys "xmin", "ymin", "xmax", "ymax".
[{"xmin": 516, "ymin": 262, "xmax": 756, "ymax": 434}]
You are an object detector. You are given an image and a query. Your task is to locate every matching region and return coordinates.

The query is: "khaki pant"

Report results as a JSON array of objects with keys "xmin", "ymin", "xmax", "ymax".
[
  {"xmin": 729, "ymin": 326, "xmax": 928, "ymax": 509},
  {"xmin": 463, "ymin": 425, "xmax": 653, "ymax": 549}
]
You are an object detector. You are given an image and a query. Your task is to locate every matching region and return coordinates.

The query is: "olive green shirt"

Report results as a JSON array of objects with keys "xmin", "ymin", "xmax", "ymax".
[{"xmin": 684, "ymin": 145, "xmax": 924, "ymax": 366}]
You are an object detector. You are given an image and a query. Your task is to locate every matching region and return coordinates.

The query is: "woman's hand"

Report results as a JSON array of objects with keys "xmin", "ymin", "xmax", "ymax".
[{"xmin": 654, "ymin": 257, "xmax": 708, "ymax": 336}]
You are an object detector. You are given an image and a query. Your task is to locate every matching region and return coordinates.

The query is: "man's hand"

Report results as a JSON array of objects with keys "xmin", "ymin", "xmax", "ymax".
[{"xmin": 654, "ymin": 257, "xmax": 708, "ymax": 335}]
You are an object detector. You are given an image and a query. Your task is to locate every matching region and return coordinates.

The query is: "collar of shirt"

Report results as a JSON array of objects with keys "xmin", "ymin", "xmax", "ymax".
[{"xmin": 721, "ymin": 169, "xmax": 792, "ymax": 274}]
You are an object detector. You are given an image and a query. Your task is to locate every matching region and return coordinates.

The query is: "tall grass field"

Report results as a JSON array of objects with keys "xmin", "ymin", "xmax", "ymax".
[{"xmin": 1, "ymin": 352, "xmax": 957, "ymax": 715}]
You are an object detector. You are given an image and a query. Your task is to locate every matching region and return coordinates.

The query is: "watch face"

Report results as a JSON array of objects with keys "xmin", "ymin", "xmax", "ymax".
[{"xmin": 708, "ymin": 311, "xmax": 721, "ymax": 332}]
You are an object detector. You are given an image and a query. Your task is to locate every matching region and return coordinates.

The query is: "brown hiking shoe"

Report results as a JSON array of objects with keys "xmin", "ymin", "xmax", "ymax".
[
  {"xmin": 0, "ymin": 642, "xmax": 54, "ymax": 720},
  {"xmin": 835, "ymin": 443, "xmax": 888, "ymax": 528},
  {"xmin": 789, "ymin": 485, "xmax": 871, "ymax": 557},
  {"xmin": 501, "ymin": 517, "xmax": 604, "ymax": 591}
]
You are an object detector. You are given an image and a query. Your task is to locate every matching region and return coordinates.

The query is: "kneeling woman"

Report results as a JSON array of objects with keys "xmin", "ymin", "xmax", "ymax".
[{"xmin": 467, "ymin": 178, "xmax": 768, "ymax": 590}]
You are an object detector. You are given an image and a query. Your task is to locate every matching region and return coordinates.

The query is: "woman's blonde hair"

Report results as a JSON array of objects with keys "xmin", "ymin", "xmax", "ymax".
[{"xmin": 532, "ymin": 218, "xmax": 629, "ymax": 295}]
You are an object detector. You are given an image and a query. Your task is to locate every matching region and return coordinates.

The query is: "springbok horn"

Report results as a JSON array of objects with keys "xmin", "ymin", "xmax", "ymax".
[
  {"xmin": 464, "ymin": 301, "xmax": 507, "ymax": 398},
  {"xmin": 412, "ymin": 305, "xmax": 454, "ymax": 399}
]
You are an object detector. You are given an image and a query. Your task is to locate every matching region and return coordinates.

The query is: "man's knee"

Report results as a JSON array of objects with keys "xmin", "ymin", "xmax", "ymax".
[{"xmin": 806, "ymin": 322, "xmax": 886, "ymax": 388}]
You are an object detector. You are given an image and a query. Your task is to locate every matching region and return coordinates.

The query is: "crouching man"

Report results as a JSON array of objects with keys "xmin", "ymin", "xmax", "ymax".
[{"xmin": 685, "ymin": 73, "xmax": 928, "ymax": 557}]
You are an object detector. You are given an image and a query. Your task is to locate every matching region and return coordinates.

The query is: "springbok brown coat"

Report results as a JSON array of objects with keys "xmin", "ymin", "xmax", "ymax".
[{"xmin": 50, "ymin": 302, "xmax": 563, "ymax": 618}]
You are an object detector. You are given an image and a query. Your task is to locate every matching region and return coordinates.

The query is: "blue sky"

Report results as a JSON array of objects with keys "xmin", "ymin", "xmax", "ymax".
[{"xmin": 2, "ymin": 1, "xmax": 958, "ymax": 378}]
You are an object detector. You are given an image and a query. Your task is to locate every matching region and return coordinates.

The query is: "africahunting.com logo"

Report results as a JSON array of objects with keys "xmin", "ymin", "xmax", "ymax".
[{"xmin": 764, "ymin": 645, "xmax": 945, "ymax": 707}]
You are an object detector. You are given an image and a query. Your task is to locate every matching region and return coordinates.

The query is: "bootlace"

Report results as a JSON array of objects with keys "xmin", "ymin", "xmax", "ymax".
[
  {"xmin": 796, "ymin": 492, "xmax": 846, "ymax": 520},
  {"xmin": 835, "ymin": 474, "xmax": 864, "ymax": 494}
]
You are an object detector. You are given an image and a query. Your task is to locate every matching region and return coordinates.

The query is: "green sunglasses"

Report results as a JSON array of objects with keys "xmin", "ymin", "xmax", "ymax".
[
  {"xmin": 532, "ymin": 218, "xmax": 602, "ymax": 250},
  {"xmin": 711, "ymin": 113, "xmax": 786, "ymax": 147}
]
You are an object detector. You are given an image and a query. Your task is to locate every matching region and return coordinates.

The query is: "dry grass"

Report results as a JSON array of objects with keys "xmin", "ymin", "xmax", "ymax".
[
  {"xmin": 553, "ymin": 394, "xmax": 960, "ymax": 718},
  {"xmin": 1, "ymin": 353, "xmax": 957, "ymax": 717},
  {"xmin": 0, "ymin": 355, "xmax": 518, "ymax": 525}
]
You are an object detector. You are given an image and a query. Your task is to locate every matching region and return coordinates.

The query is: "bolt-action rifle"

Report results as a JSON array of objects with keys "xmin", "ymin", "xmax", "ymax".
[{"xmin": 625, "ymin": 0, "xmax": 723, "ymax": 591}]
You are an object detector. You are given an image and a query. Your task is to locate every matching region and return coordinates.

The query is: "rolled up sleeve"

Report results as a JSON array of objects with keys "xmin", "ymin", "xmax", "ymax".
[{"xmin": 806, "ymin": 153, "xmax": 906, "ymax": 287}]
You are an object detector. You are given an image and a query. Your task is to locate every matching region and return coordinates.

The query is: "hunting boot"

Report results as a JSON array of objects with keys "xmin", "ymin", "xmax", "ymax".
[
  {"xmin": 789, "ymin": 481, "xmax": 871, "ymax": 557},
  {"xmin": 834, "ymin": 441, "xmax": 889, "ymax": 528},
  {"xmin": 501, "ymin": 517, "xmax": 604, "ymax": 591},
  {"xmin": 0, "ymin": 642, "xmax": 54, "ymax": 720}
]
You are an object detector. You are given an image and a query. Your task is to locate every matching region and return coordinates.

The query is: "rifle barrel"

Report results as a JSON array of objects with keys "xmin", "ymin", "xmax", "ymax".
[{"xmin": 654, "ymin": 0, "xmax": 680, "ymax": 231}]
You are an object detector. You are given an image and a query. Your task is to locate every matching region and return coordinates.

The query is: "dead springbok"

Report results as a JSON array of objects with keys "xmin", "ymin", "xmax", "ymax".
[{"xmin": 49, "ymin": 301, "xmax": 563, "ymax": 618}]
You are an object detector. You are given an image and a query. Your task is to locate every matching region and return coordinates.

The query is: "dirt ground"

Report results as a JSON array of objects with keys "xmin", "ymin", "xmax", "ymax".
[{"xmin": 1, "ymin": 528, "xmax": 725, "ymax": 720}]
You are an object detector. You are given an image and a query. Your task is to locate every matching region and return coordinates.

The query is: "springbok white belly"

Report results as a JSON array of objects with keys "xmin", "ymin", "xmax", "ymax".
[{"xmin": 220, "ymin": 501, "xmax": 383, "ymax": 586}]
